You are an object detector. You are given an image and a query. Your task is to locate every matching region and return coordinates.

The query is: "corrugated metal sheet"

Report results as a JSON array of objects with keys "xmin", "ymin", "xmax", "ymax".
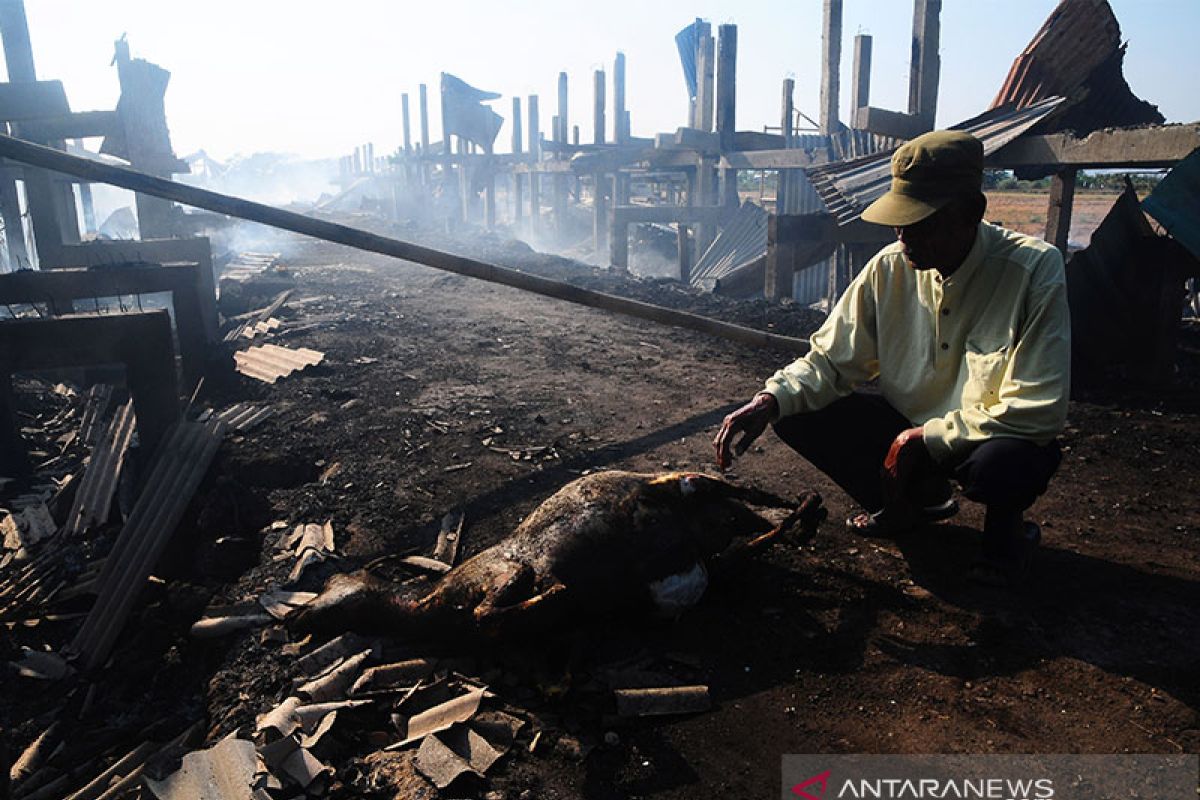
[
  {"xmin": 690, "ymin": 200, "xmax": 768, "ymax": 286},
  {"xmin": 77, "ymin": 384, "xmax": 114, "ymax": 446},
  {"xmin": 807, "ymin": 97, "xmax": 1066, "ymax": 224},
  {"xmin": 66, "ymin": 419, "xmax": 226, "ymax": 670},
  {"xmin": 675, "ymin": 19, "xmax": 704, "ymax": 98},
  {"xmin": 234, "ymin": 344, "xmax": 324, "ymax": 384},
  {"xmin": 215, "ymin": 402, "xmax": 274, "ymax": 432},
  {"xmin": 795, "ymin": 259, "xmax": 832, "ymax": 306},
  {"xmin": 62, "ymin": 401, "xmax": 135, "ymax": 538},
  {"xmin": 990, "ymin": 0, "xmax": 1162, "ymax": 135},
  {"xmin": 1143, "ymin": 147, "xmax": 1200, "ymax": 263}
]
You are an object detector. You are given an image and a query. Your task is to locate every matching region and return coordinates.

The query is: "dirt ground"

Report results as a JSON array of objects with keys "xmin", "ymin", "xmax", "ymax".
[
  {"xmin": 4, "ymin": 219, "xmax": 1199, "ymax": 799},
  {"xmin": 985, "ymin": 190, "xmax": 1123, "ymax": 249}
]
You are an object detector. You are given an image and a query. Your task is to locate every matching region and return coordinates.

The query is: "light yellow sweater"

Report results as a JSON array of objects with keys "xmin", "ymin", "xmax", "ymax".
[{"xmin": 764, "ymin": 222, "xmax": 1071, "ymax": 462}]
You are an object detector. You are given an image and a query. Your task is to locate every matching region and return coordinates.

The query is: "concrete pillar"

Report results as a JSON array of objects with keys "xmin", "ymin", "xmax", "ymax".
[
  {"xmin": 593, "ymin": 69, "xmax": 606, "ymax": 145},
  {"xmin": 820, "ymin": 0, "xmax": 842, "ymax": 135},
  {"xmin": 715, "ymin": 24, "xmax": 736, "ymax": 152},
  {"xmin": 778, "ymin": 78, "xmax": 794, "ymax": 214},
  {"xmin": 613, "ymin": 52, "xmax": 627, "ymax": 144},
  {"xmin": 528, "ymin": 95, "xmax": 540, "ymax": 235},
  {"xmin": 401, "ymin": 93, "xmax": 412, "ymax": 153},
  {"xmin": 908, "ymin": 0, "xmax": 941, "ymax": 125},
  {"xmin": 1045, "ymin": 169, "xmax": 1076, "ymax": 255},
  {"xmin": 554, "ymin": 73, "xmax": 568, "ymax": 240},
  {"xmin": 696, "ymin": 29, "xmax": 715, "ymax": 133},
  {"xmin": 851, "ymin": 34, "xmax": 872, "ymax": 125},
  {"xmin": 512, "ymin": 97, "xmax": 523, "ymax": 225},
  {"xmin": 678, "ymin": 224, "xmax": 692, "ymax": 283},
  {"xmin": 765, "ymin": 215, "xmax": 794, "ymax": 300}
]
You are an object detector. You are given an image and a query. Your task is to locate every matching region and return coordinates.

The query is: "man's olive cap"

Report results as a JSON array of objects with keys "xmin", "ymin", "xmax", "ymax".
[{"xmin": 861, "ymin": 130, "xmax": 984, "ymax": 227}]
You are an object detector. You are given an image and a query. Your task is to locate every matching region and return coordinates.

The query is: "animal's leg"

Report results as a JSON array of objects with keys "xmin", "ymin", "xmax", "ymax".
[
  {"xmin": 473, "ymin": 580, "xmax": 571, "ymax": 636},
  {"xmin": 721, "ymin": 492, "xmax": 825, "ymax": 558}
]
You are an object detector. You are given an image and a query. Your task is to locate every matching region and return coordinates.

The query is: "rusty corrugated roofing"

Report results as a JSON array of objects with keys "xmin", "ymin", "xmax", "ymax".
[
  {"xmin": 990, "ymin": 0, "xmax": 1162, "ymax": 135},
  {"xmin": 807, "ymin": 97, "xmax": 1065, "ymax": 225}
]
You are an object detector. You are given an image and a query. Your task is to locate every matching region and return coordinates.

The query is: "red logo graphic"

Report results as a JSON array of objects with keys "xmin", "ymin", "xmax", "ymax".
[{"xmin": 791, "ymin": 769, "xmax": 831, "ymax": 800}]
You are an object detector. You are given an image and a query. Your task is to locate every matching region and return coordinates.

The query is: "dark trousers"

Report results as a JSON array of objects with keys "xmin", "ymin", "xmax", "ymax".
[{"xmin": 772, "ymin": 393, "xmax": 1061, "ymax": 516}]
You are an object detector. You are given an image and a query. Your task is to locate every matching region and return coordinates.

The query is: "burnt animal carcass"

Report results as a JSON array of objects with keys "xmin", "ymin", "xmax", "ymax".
[{"xmin": 291, "ymin": 471, "xmax": 822, "ymax": 639}]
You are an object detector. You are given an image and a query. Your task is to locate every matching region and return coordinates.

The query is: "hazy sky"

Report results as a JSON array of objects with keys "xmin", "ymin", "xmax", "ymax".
[{"xmin": 18, "ymin": 1, "xmax": 1200, "ymax": 163}]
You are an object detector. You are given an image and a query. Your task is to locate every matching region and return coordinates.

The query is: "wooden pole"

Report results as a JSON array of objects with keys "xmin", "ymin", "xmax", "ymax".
[
  {"xmin": 0, "ymin": 0, "xmax": 68, "ymax": 264},
  {"xmin": 820, "ymin": 0, "xmax": 842, "ymax": 135},
  {"xmin": 0, "ymin": 135, "xmax": 806, "ymax": 352},
  {"xmin": 851, "ymin": 34, "xmax": 872, "ymax": 126}
]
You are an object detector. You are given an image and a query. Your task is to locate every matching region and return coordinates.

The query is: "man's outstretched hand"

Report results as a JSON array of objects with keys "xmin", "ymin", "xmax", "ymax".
[{"xmin": 713, "ymin": 393, "xmax": 779, "ymax": 470}]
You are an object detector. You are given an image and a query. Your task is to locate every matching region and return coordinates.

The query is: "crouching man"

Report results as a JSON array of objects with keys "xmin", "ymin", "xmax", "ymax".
[{"xmin": 713, "ymin": 130, "xmax": 1070, "ymax": 586}]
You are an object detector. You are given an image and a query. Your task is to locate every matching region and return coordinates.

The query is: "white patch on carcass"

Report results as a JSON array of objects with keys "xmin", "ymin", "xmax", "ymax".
[
  {"xmin": 679, "ymin": 475, "xmax": 698, "ymax": 495},
  {"xmin": 648, "ymin": 561, "xmax": 709, "ymax": 617}
]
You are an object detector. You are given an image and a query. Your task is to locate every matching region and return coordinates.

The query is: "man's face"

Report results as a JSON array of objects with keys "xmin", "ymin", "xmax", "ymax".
[{"xmin": 893, "ymin": 201, "xmax": 978, "ymax": 272}]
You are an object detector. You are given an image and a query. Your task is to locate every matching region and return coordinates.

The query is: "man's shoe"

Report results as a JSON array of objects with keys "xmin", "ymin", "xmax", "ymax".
[{"xmin": 968, "ymin": 522, "xmax": 1040, "ymax": 587}]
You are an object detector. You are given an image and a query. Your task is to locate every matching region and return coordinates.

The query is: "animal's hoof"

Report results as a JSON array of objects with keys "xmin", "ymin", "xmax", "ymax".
[
  {"xmin": 288, "ymin": 571, "xmax": 392, "ymax": 634},
  {"xmin": 791, "ymin": 493, "xmax": 825, "ymax": 543}
]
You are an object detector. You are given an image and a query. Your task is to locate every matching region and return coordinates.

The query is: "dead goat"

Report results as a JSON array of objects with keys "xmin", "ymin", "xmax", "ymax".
[{"xmin": 290, "ymin": 471, "xmax": 823, "ymax": 639}]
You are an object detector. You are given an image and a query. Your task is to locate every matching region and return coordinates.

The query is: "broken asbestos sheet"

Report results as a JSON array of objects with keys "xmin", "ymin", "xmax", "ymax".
[
  {"xmin": 143, "ymin": 736, "xmax": 264, "ymax": 800},
  {"xmin": 276, "ymin": 520, "xmax": 336, "ymax": 582}
]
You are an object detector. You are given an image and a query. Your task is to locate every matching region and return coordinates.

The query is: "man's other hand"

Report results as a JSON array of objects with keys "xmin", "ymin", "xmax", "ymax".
[
  {"xmin": 882, "ymin": 426, "xmax": 930, "ymax": 493},
  {"xmin": 713, "ymin": 393, "xmax": 779, "ymax": 471}
]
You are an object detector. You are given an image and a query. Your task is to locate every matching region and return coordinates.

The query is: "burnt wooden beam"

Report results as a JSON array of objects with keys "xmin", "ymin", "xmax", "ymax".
[
  {"xmin": 852, "ymin": 105, "xmax": 929, "ymax": 140},
  {"xmin": 0, "ymin": 311, "xmax": 179, "ymax": 478},
  {"xmin": 987, "ymin": 125, "xmax": 1200, "ymax": 168},
  {"xmin": 18, "ymin": 110, "xmax": 119, "ymax": 140},
  {"xmin": 0, "ymin": 262, "xmax": 212, "ymax": 390}
]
